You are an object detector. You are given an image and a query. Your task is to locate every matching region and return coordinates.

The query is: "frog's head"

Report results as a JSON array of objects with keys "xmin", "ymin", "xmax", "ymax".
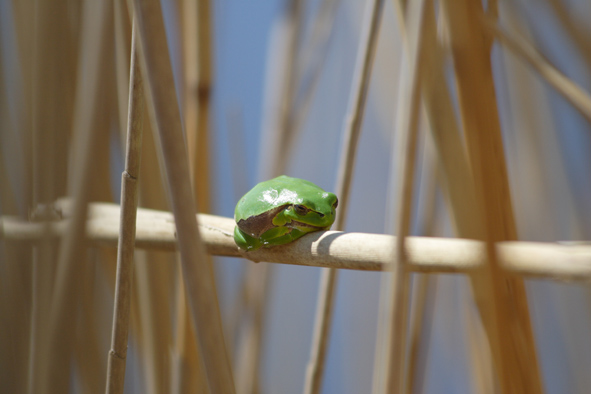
[{"xmin": 275, "ymin": 191, "xmax": 338, "ymax": 231}]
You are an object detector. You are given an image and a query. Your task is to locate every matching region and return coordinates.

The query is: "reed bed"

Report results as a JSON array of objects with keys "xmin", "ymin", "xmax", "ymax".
[{"xmin": 1, "ymin": 1, "xmax": 590, "ymax": 393}]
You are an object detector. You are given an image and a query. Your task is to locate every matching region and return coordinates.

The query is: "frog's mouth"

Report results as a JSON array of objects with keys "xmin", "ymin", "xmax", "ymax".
[{"xmin": 286, "ymin": 221, "xmax": 330, "ymax": 231}]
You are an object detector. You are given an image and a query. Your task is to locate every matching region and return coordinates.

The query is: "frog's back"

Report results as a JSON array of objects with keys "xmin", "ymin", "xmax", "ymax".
[{"xmin": 234, "ymin": 175, "xmax": 323, "ymax": 221}]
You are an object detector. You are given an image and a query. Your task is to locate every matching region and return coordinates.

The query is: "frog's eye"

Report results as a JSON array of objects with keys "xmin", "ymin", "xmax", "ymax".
[{"xmin": 293, "ymin": 204, "xmax": 308, "ymax": 216}]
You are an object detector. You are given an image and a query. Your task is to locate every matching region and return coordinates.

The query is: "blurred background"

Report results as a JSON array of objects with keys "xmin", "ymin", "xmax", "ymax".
[{"xmin": 1, "ymin": 0, "xmax": 591, "ymax": 393}]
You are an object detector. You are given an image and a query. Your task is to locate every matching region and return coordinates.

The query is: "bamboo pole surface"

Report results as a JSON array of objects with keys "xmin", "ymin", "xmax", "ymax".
[
  {"xmin": 105, "ymin": 22, "xmax": 143, "ymax": 394},
  {"xmin": 303, "ymin": 0, "xmax": 384, "ymax": 393},
  {"xmin": 130, "ymin": 0, "xmax": 235, "ymax": 392}
]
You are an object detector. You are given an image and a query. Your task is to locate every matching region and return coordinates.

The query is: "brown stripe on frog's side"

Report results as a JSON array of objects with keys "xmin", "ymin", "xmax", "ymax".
[{"xmin": 236, "ymin": 205, "xmax": 287, "ymax": 238}]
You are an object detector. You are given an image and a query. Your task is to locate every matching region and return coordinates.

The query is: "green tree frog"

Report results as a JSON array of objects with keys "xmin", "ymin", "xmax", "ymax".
[{"xmin": 234, "ymin": 175, "xmax": 338, "ymax": 251}]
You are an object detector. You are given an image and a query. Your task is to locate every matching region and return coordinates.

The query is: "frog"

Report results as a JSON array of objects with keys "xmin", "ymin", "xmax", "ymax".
[{"xmin": 234, "ymin": 175, "xmax": 338, "ymax": 251}]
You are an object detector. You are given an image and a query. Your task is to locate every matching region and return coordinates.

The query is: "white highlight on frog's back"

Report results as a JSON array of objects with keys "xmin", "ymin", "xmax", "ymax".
[{"xmin": 260, "ymin": 189, "xmax": 300, "ymax": 206}]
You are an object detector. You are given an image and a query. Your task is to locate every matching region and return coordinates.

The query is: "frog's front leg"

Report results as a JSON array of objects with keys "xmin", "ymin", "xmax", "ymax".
[
  {"xmin": 234, "ymin": 226, "xmax": 263, "ymax": 251},
  {"xmin": 260, "ymin": 227, "xmax": 308, "ymax": 247}
]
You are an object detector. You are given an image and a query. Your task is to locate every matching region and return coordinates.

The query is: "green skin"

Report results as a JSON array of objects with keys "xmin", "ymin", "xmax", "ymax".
[{"xmin": 234, "ymin": 175, "xmax": 338, "ymax": 251}]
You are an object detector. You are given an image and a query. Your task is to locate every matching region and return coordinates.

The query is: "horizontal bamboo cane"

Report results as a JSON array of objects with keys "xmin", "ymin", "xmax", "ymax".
[{"xmin": 2, "ymin": 202, "xmax": 591, "ymax": 281}]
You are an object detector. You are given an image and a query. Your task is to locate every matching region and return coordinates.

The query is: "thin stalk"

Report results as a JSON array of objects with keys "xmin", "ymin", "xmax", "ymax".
[
  {"xmin": 303, "ymin": 0, "xmax": 385, "ymax": 393},
  {"xmin": 173, "ymin": 1, "xmax": 213, "ymax": 391},
  {"xmin": 133, "ymin": 101, "xmax": 175, "ymax": 394},
  {"xmin": 290, "ymin": 0, "xmax": 341, "ymax": 137},
  {"xmin": 105, "ymin": 21, "xmax": 144, "ymax": 394},
  {"xmin": 273, "ymin": 0, "xmax": 305, "ymax": 174},
  {"xmin": 383, "ymin": 1, "xmax": 427, "ymax": 392},
  {"xmin": 131, "ymin": 0, "xmax": 235, "ymax": 392},
  {"xmin": 484, "ymin": 16, "xmax": 591, "ymax": 123},
  {"xmin": 405, "ymin": 274, "xmax": 437, "ymax": 394},
  {"xmin": 113, "ymin": 0, "xmax": 131, "ymax": 141},
  {"xmin": 234, "ymin": 2, "xmax": 306, "ymax": 393},
  {"xmin": 405, "ymin": 136, "xmax": 439, "ymax": 394},
  {"xmin": 184, "ymin": 0, "xmax": 213, "ymax": 212},
  {"xmin": 545, "ymin": 0, "xmax": 591, "ymax": 69}
]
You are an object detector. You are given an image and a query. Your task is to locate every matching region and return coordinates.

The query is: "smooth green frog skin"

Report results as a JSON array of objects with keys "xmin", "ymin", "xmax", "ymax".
[{"xmin": 234, "ymin": 175, "xmax": 338, "ymax": 251}]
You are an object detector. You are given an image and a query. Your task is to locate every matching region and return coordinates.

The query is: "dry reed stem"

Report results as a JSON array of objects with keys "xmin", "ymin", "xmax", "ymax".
[
  {"xmin": 404, "ymin": 138, "xmax": 438, "ymax": 394},
  {"xmin": 224, "ymin": 5, "xmax": 300, "ymax": 394},
  {"xmin": 484, "ymin": 16, "xmax": 591, "ymax": 123},
  {"xmin": 383, "ymin": 1, "xmax": 427, "ymax": 392},
  {"xmin": 26, "ymin": 1, "xmax": 79, "ymax": 387},
  {"xmin": 171, "ymin": 271, "xmax": 207, "ymax": 394},
  {"xmin": 234, "ymin": 3, "xmax": 307, "ymax": 392},
  {"xmin": 31, "ymin": 1, "xmax": 112, "ymax": 392},
  {"xmin": 465, "ymin": 290, "xmax": 496, "ymax": 394},
  {"xmin": 546, "ymin": 0, "xmax": 591, "ymax": 69},
  {"xmin": 76, "ymin": 265, "xmax": 108, "ymax": 394},
  {"xmin": 291, "ymin": 0, "xmax": 341, "ymax": 136},
  {"xmin": 105, "ymin": 22, "xmax": 144, "ymax": 394},
  {"xmin": 133, "ymin": 102, "xmax": 175, "ymax": 394},
  {"xmin": 304, "ymin": 0, "xmax": 384, "ymax": 392},
  {"xmin": 273, "ymin": 0, "xmax": 305, "ymax": 173},
  {"xmin": 0, "ymin": 4, "xmax": 35, "ymax": 389},
  {"xmin": 174, "ymin": 1, "xmax": 211, "ymax": 391},
  {"xmin": 233, "ymin": 266, "xmax": 273, "ymax": 394},
  {"xmin": 441, "ymin": 1, "xmax": 543, "ymax": 392},
  {"xmin": 131, "ymin": 0, "xmax": 235, "ymax": 392},
  {"xmin": 6, "ymin": 203, "xmax": 591, "ymax": 280},
  {"xmin": 405, "ymin": 275, "xmax": 437, "ymax": 394},
  {"xmin": 114, "ymin": 0, "xmax": 132, "ymax": 141},
  {"xmin": 183, "ymin": 0, "xmax": 213, "ymax": 212}
]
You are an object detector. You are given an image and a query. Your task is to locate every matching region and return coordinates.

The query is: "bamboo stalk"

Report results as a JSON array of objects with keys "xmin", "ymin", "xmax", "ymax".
[
  {"xmin": 303, "ymin": 0, "xmax": 385, "ymax": 392},
  {"xmin": 483, "ymin": 16, "xmax": 591, "ymax": 123},
  {"xmin": 441, "ymin": 1, "xmax": 543, "ymax": 392},
  {"xmin": 105, "ymin": 21, "xmax": 144, "ymax": 394},
  {"xmin": 31, "ymin": 0, "xmax": 112, "ymax": 392},
  {"xmin": 131, "ymin": 0, "xmax": 235, "ymax": 392}
]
